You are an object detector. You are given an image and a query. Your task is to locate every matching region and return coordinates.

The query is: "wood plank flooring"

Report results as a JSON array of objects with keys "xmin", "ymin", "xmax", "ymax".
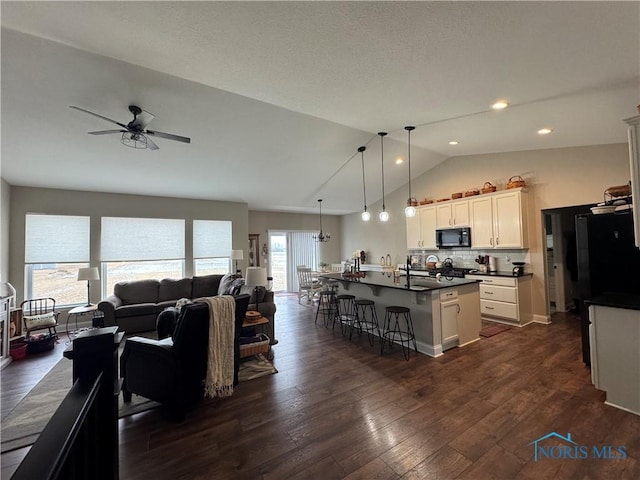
[{"xmin": 2, "ymin": 294, "xmax": 640, "ymax": 479}]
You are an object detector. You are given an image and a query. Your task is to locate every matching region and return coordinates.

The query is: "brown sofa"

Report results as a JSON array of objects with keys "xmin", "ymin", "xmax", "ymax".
[{"xmin": 98, "ymin": 274, "xmax": 276, "ymax": 338}]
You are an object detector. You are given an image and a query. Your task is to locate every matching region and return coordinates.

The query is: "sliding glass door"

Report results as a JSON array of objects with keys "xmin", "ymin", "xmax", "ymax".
[{"xmin": 268, "ymin": 230, "xmax": 319, "ymax": 293}]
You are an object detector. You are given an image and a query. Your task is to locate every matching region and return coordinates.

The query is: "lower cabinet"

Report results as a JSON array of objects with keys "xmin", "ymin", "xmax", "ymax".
[
  {"xmin": 440, "ymin": 289, "xmax": 459, "ymax": 350},
  {"xmin": 466, "ymin": 274, "xmax": 532, "ymax": 326}
]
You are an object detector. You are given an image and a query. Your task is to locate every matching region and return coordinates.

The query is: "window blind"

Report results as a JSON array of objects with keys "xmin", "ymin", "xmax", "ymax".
[
  {"xmin": 25, "ymin": 214, "xmax": 90, "ymax": 263},
  {"xmin": 193, "ymin": 220, "xmax": 232, "ymax": 258},
  {"xmin": 101, "ymin": 217, "xmax": 185, "ymax": 261},
  {"xmin": 287, "ymin": 231, "xmax": 319, "ymax": 292}
]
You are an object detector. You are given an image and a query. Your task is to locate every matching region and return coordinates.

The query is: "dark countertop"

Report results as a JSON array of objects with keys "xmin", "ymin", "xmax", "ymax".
[
  {"xmin": 465, "ymin": 270, "xmax": 533, "ymax": 278},
  {"xmin": 318, "ymin": 272, "xmax": 480, "ymax": 293},
  {"xmin": 586, "ymin": 293, "xmax": 640, "ymax": 311}
]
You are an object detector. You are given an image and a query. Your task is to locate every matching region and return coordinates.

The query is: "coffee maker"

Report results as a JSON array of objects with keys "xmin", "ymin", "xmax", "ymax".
[{"xmin": 512, "ymin": 262, "xmax": 525, "ymax": 276}]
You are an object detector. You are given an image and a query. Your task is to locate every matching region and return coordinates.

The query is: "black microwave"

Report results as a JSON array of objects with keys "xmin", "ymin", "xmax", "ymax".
[{"xmin": 436, "ymin": 227, "xmax": 471, "ymax": 248}]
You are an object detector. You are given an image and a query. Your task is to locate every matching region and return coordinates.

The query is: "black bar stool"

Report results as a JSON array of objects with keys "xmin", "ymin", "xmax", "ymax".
[
  {"xmin": 352, "ymin": 299, "xmax": 380, "ymax": 346},
  {"xmin": 315, "ymin": 290, "xmax": 338, "ymax": 328},
  {"xmin": 381, "ymin": 306, "xmax": 417, "ymax": 360},
  {"xmin": 336, "ymin": 294, "xmax": 356, "ymax": 336}
]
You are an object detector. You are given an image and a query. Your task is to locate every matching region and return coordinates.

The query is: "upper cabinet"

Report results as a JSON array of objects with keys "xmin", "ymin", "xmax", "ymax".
[
  {"xmin": 436, "ymin": 200, "xmax": 469, "ymax": 229},
  {"xmin": 406, "ymin": 205, "xmax": 437, "ymax": 249},
  {"xmin": 469, "ymin": 189, "xmax": 529, "ymax": 249},
  {"xmin": 624, "ymin": 114, "xmax": 640, "ymax": 247}
]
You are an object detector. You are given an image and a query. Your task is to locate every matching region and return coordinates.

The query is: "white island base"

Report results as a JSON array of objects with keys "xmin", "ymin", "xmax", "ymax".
[{"xmin": 335, "ymin": 279, "xmax": 480, "ymax": 357}]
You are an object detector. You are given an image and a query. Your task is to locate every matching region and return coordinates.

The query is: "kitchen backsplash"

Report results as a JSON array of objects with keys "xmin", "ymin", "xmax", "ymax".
[{"xmin": 410, "ymin": 248, "xmax": 529, "ymax": 272}]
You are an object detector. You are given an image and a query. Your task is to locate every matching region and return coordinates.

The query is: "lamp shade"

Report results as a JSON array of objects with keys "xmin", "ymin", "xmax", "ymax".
[
  {"xmin": 245, "ymin": 267, "xmax": 268, "ymax": 287},
  {"xmin": 77, "ymin": 267, "xmax": 100, "ymax": 282},
  {"xmin": 231, "ymin": 249, "xmax": 244, "ymax": 260}
]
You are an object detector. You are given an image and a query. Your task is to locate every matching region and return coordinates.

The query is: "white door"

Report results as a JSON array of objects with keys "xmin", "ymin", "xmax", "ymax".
[
  {"xmin": 420, "ymin": 207, "xmax": 438, "ymax": 249},
  {"xmin": 493, "ymin": 192, "xmax": 523, "ymax": 248},
  {"xmin": 470, "ymin": 197, "xmax": 494, "ymax": 248},
  {"xmin": 406, "ymin": 213, "xmax": 421, "ymax": 249},
  {"xmin": 452, "ymin": 200, "xmax": 470, "ymax": 226},
  {"xmin": 441, "ymin": 300, "xmax": 459, "ymax": 348}
]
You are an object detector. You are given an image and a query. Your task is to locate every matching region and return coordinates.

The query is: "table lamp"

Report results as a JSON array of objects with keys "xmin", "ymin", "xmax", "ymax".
[
  {"xmin": 77, "ymin": 267, "xmax": 100, "ymax": 307},
  {"xmin": 245, "ymin": 267, "xmax": 268, "ymax": 313},
  {"xmin": 231, "ymin": 249, "xmax": 244, "ymax": 274}
]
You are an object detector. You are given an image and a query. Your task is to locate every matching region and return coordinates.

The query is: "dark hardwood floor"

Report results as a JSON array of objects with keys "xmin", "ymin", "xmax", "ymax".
[{"xmin": 2, "ymin": 295, "xmax": 639, "ymax": 479}]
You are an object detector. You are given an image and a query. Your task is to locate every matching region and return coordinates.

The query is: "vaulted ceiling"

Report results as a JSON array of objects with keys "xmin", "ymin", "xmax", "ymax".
[{"xmin": 1, "ymin": 1, "xmax": 638, "ymax": 214}]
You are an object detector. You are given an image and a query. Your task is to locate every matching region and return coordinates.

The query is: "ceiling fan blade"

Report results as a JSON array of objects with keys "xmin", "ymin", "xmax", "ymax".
[
  {"xmin": 146, "ymin": 135, "xmax": 160, "ymax": 150},
  {"xmin": 146, "ymin": 129, "xmax": 191, "ymax": 144},
  {"xmin": 129, "ymin": 110, "xmax": 155, "ymax": 130},
  {"xmin": 69, "ymin": 106, "xmax": 127, "ymax": 128},
  {"xmin": 88, "ymin": 129, "xmax": 126, "ymax": 135}
]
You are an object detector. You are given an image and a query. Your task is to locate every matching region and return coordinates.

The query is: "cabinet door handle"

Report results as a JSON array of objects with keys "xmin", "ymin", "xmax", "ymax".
[
  {"xmin": 485, "ymin": 306, "xmax": 495, "ymax": 310},
  {"xmin": 484, "ymin": 279, "xmax": 493, "ymax": 283},
  {"xmin": 485, "ymin": 291, "xmax": 494, "ymax": 294},
  {"xmin": 496, "ymin": 237, "xmax": 499, "ymax": 245},
  {"xmin": 456, "ymin": 304, "xmax": 461, "ymax": 314},
  {"xmin": 490, "ymin": 238, "xmax": 493, "ymax": 246}
]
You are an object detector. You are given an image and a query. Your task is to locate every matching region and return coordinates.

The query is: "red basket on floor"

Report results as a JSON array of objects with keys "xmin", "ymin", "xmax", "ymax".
[{"xmin": 10, "ymin": 342, "xmax": 27, "ymax": 360}]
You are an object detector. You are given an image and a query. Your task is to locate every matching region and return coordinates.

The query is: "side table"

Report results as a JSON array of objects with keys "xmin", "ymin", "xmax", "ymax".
[{"xmin": 66, "ymin": 304, "xmax": 104, "ymax": 342}]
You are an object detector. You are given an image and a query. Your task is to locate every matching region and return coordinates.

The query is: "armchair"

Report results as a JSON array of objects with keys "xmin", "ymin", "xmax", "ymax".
[{"xmin": 120, "ymin": 294, "xmax": 250, "ymax": 418}]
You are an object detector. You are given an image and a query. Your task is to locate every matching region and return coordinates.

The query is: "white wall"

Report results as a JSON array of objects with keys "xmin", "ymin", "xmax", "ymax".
[
  {"xmin": 10, "ymin": 187, "xmax": 248, "ymax": 304},
  {"xmin": 342, "ymin": 143, "xmax": 631, "ymax": 319}
]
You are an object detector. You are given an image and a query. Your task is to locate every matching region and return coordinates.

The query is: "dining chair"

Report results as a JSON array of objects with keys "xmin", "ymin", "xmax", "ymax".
[{"xmin": 297, "ymin": 267, "xmax": 322, "ymax": 304}]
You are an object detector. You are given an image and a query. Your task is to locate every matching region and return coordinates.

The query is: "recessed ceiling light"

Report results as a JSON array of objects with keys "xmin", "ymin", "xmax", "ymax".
[
  {"xmin": 492, "ymin": 101, "xmax": 509, "ymax": 110},
  {"xmin": 395, "ymin": 156, "xmax": 403, "ymax": 164},
  {"xmin": 538, "ymin": 128, "xmax": 553, "ymax": 135},
  {"xmin": 449, "ymin": 141, "xmax": 459, "ymax": 145}
]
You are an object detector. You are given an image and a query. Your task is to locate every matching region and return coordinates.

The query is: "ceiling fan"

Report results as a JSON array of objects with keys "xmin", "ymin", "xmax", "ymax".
[{"xmin": 69, "ymin": 105, "xmax": 191, "ymax": 150}]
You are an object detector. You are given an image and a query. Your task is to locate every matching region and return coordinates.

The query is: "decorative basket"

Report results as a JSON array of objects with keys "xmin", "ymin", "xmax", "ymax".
[
  {"xmin": 604, "ymin": 183, "xmax": 631, "ymax": 198},
  {"xmin": 240, "ymin": 333, "xmax": 270, "ymax": 358},
  {"xmin": 451, "ymin": 192, "xmax": 463, "ymax": 199},
  {"xmin": 25, "ymin": 334, "xmax": 56, "ymax": 354},
  {"xmin": 407, "ymin": 197, "xmax": 419, "ymax": 207},
  {"xmin": 481, "ymin": 182, "xmax": 497, "ymax": 194},
  {"xmin": 507, "ymin": 175, "xmax": 526, "ymax": 189},
  {"xmin": 419, "ymin": 199, "xmax": 433, "ymax": 205},
  {"xmin": 437, "ymin": 198, "xmax": 450, "ymax": 202},
  {"xmin": 464, "ymin": 189, "xmax": 480, "ymax": 197},
  {"xmin": 9, "ymin": 341, "xmax": 27, "ymax": 360}
]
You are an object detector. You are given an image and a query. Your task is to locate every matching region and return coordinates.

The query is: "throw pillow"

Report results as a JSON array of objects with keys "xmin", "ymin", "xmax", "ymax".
[
  {"xmin": 230, "ymin": 278, "xmax": 245, "ymax": 295},
  {"xmin": 218, "ymin": 273, "xmax": 241, "ymax": 295}
]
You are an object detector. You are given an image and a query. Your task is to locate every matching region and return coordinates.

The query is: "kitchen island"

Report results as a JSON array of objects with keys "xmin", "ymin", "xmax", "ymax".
[{"xmin": 319, "ymin": 272, "xmax": 481, "ymax": 357}]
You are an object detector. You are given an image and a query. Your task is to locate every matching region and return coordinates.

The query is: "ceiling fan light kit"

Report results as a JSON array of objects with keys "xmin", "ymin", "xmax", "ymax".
[{"xmin": 70, "ymin": 104, "xmax": 191, "ymax": 150}]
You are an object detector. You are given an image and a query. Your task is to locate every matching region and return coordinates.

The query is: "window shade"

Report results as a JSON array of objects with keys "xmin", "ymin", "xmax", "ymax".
[
  {"xmin": 25, "ymin": 214, "xmax": 90, "ymax": 263},
  {"xmin": 193, "ymin": 220, "xmax": 232, "ymax": 258},
  {"xmin": 101, "ymin": 217, "xmax": 185, "ymax": 261}
]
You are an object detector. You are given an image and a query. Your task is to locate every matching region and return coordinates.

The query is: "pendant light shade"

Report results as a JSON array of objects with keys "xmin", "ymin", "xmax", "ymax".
[
  {"xmin": 404, "ymin": 126, "xmax": 417, "ymax": 218},
  {"xmin": 358, "ymin": 146, "xmax": 370, "ymax": 221},
  {"xmin": 313, "ymin": 199, "xmax": 330, "ymax": 242},
  {"xmin": 378, "ymin": 132, "xmax": 389, "ymax": 222}
]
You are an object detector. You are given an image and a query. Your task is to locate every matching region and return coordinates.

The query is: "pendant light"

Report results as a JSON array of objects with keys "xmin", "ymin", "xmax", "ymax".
[
  {"xmin": 378, "ymin": 132, "xmax": 389, "ymax": 222},
  {"xmin": 313, "ymin": 199, "xmax": 330, "ymax": 242},
  {"xmin": 404, "ymin": 126, "xmax": 417, "ymax": 217},
  {"xmin": 358, "ymin": 146, "xmax": 370, "ymax": 221}
]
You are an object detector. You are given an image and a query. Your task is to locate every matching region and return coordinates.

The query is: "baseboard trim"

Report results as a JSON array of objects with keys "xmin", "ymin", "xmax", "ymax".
[
  {"xmin": 532, "ymin": 314, "xmax": 551, "ymax": 324},
  {"xmin": 417, "ymin": 340, "xmax": 443, "ymax": 358},
  {"xmin": 458, "ymin": 337, "xmax": 481, "ymax": 348}
]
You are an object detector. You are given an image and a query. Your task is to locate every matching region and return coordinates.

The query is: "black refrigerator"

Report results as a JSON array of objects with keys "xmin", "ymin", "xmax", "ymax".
[{"xmin": 575, "ymin": 210, "xmax": 640, "ymax": 365}]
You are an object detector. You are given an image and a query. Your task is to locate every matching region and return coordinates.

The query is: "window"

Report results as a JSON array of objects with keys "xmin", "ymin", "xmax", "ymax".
[
  {"xmin": 193, "ymin": 220, "xmax": 232, "ymax": 275},
  {"xmin": 24, "ymin": 214, "xmax": 90, "ymax": 306},
  {"xmin": 101, "ymin": 217, "xmax": 185, "ymax": 295}
]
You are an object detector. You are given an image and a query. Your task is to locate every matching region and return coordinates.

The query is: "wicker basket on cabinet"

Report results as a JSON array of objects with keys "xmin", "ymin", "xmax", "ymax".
[
  {"xmin": 481, "ymin": 182, "xmax": 497, "ymax": 194},
  {"xmin": 507, "ymin": 175, "xmax": 526, "ymax": 189}
]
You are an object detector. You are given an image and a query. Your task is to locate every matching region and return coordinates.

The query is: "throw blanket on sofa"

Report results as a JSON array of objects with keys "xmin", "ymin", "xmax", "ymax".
[{"xmin": 199, "ymin": 295, "xmax": 236, "ymax": 398}]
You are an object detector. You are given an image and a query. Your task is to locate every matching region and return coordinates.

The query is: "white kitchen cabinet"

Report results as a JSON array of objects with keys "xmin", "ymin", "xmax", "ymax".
[
  {"xmin": 436, "ymin": 200, "xmax": 469, "ymax": 229},
  {"xmin": 466, "ymin": 274, "xmax": 532, "ymax": 326},
  {"xmin": 406, "ymin": 205, "xmax": 437, "ymax": 249},
  {"xmin": 624, "ymin": 114, "xmax": 640, "ymax": 247},
  {"xmin": 469, "ymin": 189, "xmax": 528, "ymax": 248},
  {"xmin": 440, "ymin": 289, "xmax": 459, "ymax": 350}
]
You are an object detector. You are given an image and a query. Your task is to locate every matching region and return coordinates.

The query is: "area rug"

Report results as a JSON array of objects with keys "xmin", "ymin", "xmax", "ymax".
[
  {"xmin": 238, "ymin": 353, "xmax": 278, "ymax": 381},
  {"xmin": 0, "ymin": 356, "xmax": 159, "ymax": 453},
  {"xmin": 480, "ymin": 324, "xmax": 512, "ymax": 338}
]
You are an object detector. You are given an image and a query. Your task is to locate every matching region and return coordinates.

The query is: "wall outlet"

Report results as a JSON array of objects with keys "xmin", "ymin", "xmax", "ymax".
[{"xmin": 505, "ymin": 255, "xmax": 511, "ymax": 263}]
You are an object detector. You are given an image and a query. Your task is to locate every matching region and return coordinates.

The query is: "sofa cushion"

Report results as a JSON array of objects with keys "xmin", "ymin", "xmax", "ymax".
[
  {"xmin": 218, "ymin": 273, "xmax": 241, "ymax": 295},
  {"xmin": 115, "ymin": 303, "xmax": 159, "ymax": 318},
  {"xmin": 191, "ymin": 274, "xmax": 224, "ymax": 298},
  {"xmin": 115, "ymin": 280, "xmax": 160, "ymax": 305},
  {"xmin": 157, "ymin": 300, "xmax": 178, "ymax": 311},
  {"xmin": 159, "ymin": 278, "xmax": 192, "ymax": 302}
]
